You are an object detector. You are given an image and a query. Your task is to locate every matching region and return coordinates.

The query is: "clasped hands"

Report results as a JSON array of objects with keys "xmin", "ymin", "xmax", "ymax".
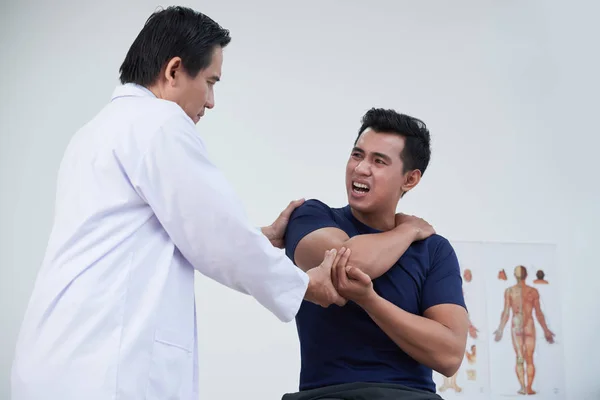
[
  {"xmin": 303, "ymin": 246, "xmax": 376, "ymax": 309},
  {"xmin": 330, "ymin": 247, "xmax": 374, "ymax": 307}
]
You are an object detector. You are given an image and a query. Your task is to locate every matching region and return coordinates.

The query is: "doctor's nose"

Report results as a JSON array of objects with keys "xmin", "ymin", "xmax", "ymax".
[{"xmin": 205, "ymin": 92, "xmax": 215, "ymax": 109}]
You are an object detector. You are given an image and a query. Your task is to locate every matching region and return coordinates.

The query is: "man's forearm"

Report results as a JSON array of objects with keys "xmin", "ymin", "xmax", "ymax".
[
  {"xmin": 343, "ymin": 224, "xmax": 416, "ymax": 279},
  {"xmin": 358, "ymin": 293, "xmax": 464, "ymax": 376}
]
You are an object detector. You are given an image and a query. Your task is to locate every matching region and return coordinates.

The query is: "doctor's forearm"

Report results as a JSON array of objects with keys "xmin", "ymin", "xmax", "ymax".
[{"xmin": 358, "ymin": 294, "xmax": 463, "ymax": 376}]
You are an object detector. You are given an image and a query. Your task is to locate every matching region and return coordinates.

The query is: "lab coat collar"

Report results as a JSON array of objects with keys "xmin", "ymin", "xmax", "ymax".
[{"xmin": 111, "ymin": 83, "xmax": 157, "ymax": 101}]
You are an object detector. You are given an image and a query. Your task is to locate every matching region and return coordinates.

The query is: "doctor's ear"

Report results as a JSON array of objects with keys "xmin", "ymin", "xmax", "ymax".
[{"xmin": 164, "ymin": 57, "xmax": 183, "ymax": 84}]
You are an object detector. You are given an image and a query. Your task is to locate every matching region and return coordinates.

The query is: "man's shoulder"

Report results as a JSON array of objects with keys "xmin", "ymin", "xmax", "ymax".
[
  {"xmin": 300, "ymin": 198, "xmax": 333, "ymax": 210},
  {"xmin": 284, "ymin": 199, "xmax": 346, "ymax": 260},
  {"xmin": 291, "ymin": 198, "xmax": 342, "ymax": 218},
  {"xmin": 423, "ymin": 233, "xmax": 451, "ymax": 246},
  {"xmin": 421, "ymin": 233, "xmax": 454, "ymax": 254},
  {"xmin": 411, "ymin": 234, "xmax": 458, "ymax": 272}
]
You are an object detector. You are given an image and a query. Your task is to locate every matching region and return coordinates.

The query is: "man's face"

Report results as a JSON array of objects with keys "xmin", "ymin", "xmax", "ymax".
[
  {"xmin": 163, "ymin": 46, "xmax": 223, "ymax": 124},
  {"xmin": 345, "ymin": 128, "xmax": 408, "ymax": 214}
]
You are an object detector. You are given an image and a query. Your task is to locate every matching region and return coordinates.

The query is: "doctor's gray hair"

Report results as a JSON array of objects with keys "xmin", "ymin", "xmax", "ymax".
[{"xmin": 119, "ymin": 6, "xmax": 231, "ymax": 86}]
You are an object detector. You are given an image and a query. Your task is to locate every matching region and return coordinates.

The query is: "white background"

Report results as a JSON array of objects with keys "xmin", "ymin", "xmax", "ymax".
[{"xmin": 1, "ymin": 0, "xmax": 598, "ymax": 399}]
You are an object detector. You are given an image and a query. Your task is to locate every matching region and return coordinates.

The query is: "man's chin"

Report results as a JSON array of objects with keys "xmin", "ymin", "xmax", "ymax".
[{"xmin": 347, "ymin": 197, "xmax": 372, "ymax": 213}]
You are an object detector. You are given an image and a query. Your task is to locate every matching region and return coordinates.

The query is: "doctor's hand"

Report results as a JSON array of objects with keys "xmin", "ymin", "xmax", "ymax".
[
  {"xmin": 261, "ymin": 198, "xmax": 305, "ymax": 248},
  {"xmin": 305, "ymin": 248, "xmax": 348, "ymax": 308},
  {"xmin": 331, "ymin": 250, "xmax": 375, "ymax": 307}
]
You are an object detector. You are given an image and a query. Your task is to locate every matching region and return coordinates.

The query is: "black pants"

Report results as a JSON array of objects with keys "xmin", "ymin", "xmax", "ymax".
[{"xmin": 281, "ymin": 382, "xmax": 444, "ymax": 400}]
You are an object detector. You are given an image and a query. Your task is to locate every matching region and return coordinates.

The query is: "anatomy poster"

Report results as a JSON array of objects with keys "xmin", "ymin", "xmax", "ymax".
[{"xmin": 433, "ymin": 241, "xmax": 565, "ymax": 400}]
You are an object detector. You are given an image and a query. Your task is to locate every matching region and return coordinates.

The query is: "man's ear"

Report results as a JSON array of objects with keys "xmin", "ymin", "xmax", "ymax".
[
  {"xmin": 163, "ymin": 56, "xmax": 183, "ymax": 86},
  {"xmin": 401, "ymin": 169, "xmax": 422, "ymax": 195}
]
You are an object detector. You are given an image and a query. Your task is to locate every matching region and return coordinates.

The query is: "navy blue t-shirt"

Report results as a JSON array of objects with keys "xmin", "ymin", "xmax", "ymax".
[{"xmin": 284, "ymin": 199, "xmax": 466, "ymax": 393}]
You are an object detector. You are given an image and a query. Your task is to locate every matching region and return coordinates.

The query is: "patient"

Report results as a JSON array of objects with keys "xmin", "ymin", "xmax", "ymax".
[{"xmin": 282, "ymin": 108, "xmax": 469, "ymax": 400}]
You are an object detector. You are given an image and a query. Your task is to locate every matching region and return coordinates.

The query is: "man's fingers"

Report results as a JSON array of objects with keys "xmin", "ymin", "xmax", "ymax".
[
  {"xmin": 322, "ymin": 249, "xmax": 337, "ymax": 268},
  {"xmin": 336, "ymin": 248, "xmax": 351, "ymax": 289},
  {"xmin": 332, "ymin": 247, "xmax": 346, "ymax": 268},
  {"xmin": 337, "ymin": 249, "xmax": 350, "ymax": 287},
  {"xmin": 338, "ymin": 248, "xmax": 351, "ymax": 269},
  {"xmin": 346, "ymin": 265, "xmax": 370, "ymax": 285},
  {"xmin": 330, "ymin": 247, "xmax": 345, "ymax": 289}
]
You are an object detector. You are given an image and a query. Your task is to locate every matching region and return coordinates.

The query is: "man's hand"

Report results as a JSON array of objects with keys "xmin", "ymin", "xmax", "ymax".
[
  {"xmin": 261, "ymin": 198, "xmax": 305, "ymax": 248},
  {"xmin": 395, "ymin": 213, "xmax": 435, "ymax": 241},
  {"xmin": 304, "ymin": 248, "xmax": 347, "ymax": 307},
  {"xmin": 331, "ymin": 248, "xmax": 375, "ymax": 306}
]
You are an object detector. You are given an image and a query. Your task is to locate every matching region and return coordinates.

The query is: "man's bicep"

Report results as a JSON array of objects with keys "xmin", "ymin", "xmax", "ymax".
[
  {"xmin": 294, "ymin": 227, "xmax": 350, "ymax": 271},
  {"xmin": 424, "ymin": 304, "xmax": 469, "ymax": 337}
]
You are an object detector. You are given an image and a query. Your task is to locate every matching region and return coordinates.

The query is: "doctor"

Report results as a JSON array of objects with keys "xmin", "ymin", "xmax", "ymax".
[{"xmin": 11, "ymin": 6, "xmax": 344, "ymax": 400}]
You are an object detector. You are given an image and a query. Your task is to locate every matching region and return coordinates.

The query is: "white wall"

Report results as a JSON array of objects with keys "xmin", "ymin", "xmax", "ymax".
[{"xmin": 1, "ymin": 0, "xmax": 598, "ymax": 399}]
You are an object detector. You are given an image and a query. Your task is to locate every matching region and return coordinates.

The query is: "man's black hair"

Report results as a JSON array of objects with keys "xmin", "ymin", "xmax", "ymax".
[{"xmin": 355, "ymin": 108, "xmax": 431, "ymax": 175}]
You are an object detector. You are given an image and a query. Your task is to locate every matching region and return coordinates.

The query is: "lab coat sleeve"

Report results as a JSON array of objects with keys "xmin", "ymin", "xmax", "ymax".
[{"xmin": 128, "ymin": 113, "xmax": 309, "ymax": 322}]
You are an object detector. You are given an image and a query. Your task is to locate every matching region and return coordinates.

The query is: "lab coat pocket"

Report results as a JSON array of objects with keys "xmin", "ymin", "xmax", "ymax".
[{"xmin": 145, "ymin": 328, "xmax": 192, "ymax": 399}]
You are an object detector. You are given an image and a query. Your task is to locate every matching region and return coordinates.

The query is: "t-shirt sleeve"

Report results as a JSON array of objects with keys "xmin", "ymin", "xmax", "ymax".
[
  {"xmin": 284, "ymin": 199, "xmax": 341, "ymax": 264},
  {"xmin": 421, "ymin": 237, "xmax": 467, "ymax": 313}
]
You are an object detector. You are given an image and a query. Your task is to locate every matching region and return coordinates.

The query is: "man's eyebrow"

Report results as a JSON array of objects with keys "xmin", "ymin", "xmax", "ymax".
[
  {"xmin": 373, "ymin": 151, "xmax": 392, "ymax": 161},
  {"xmin": 353, "ymin": 147, "xmax": 393, "ymax": 161}
]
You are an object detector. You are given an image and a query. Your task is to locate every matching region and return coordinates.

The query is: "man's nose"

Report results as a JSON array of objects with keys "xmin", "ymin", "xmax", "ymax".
[{"xmin": 355, "ymin": 160, "xmax": 371, "ymax": 175}]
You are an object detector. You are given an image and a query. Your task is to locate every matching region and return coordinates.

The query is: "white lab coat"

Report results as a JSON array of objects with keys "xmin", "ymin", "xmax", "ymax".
[{"xmin": 11, "ymin": 83, "xmax": 309, "ymax": 400}]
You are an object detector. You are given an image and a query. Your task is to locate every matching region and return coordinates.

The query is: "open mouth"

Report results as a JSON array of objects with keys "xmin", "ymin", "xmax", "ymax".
[{"xmin": 352, "ymin": 182, "xmax": 370, "ymax": 194}]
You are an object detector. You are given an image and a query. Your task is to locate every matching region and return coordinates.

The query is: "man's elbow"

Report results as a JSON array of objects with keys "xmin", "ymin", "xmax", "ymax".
[
  {"xmin": 436, "ymin": 354, "xmax": 463, "ymax": 377},
  {"xmin": 339, "ymin": 243, "xmax": 374, "ymax": 273},
  {"xmin": 432, "ymin": 339, "xmax": 466, "ymax": 377}
]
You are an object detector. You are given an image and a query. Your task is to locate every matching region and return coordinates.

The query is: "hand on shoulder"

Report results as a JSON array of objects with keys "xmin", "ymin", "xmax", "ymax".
[{"xmin": 394, "ymin": 213, "xmax": 435, "ymax": 241}]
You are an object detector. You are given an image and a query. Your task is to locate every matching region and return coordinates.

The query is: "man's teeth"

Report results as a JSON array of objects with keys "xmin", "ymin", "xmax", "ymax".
[{"xmin": 353, "ymin": 182, "xmax": 369, "ymax": 192}]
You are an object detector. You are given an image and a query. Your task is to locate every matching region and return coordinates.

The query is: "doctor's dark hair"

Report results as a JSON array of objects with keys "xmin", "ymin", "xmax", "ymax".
[
  {"xmin": 355, "ymin": 108, "xmax": 431, "ymax": 176},
  {"xmin": 119, "ymin": 6, "xmax": 231, "ymax": 86}
]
